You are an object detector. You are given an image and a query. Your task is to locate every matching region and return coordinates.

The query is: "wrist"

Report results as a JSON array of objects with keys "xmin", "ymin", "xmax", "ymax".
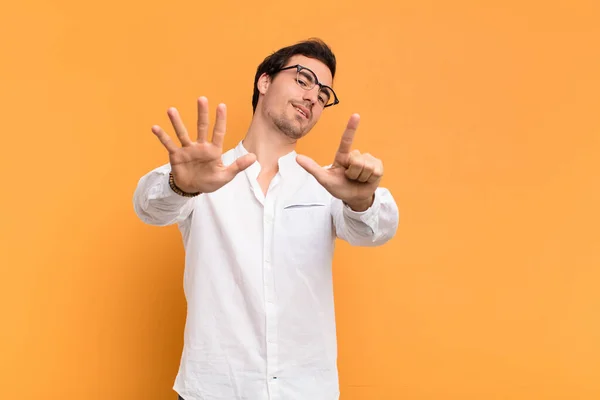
[
  {"xmin": 169, "ymin": 172, "xmax": 201, "ymax": 198},
  {"xmin": 345, "ymin": 194, "xmax": 375, "ymax": 212}
]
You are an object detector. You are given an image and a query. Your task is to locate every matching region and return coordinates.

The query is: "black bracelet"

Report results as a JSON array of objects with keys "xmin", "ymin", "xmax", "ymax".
[{"xmin": 169, "ymin": 172, "xmax": 200, "ymax": 197}]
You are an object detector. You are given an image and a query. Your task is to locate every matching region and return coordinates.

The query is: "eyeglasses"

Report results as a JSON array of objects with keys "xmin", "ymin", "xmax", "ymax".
[{"xmin": 277, "ymin": 64, "xmax": 339, "ymax": 108}]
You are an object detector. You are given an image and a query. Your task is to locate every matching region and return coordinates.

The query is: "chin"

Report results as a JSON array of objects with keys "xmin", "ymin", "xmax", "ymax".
[
  {"xmin": 269, "ymin": 111, "xmax": 306, "ymax": 140},
  {"xmin": 283, "ymin": 126, "xmax": 306, "ymax": 140}
]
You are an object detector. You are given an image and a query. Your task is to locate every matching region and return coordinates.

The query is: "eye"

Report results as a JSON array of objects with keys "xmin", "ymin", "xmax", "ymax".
[
  {"xmin": 318, "ymin": 90, "xmax": 331, "ymax": 105},
  {"xmin": 298, "ymin": 71, "xmax": 316, "ymax": 87},
  {"xmin": 297, "ymin": 78, "xmax": 309, "ymax": 88}
]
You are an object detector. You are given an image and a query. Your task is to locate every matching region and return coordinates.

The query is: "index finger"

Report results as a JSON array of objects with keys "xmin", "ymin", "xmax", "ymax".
[{"xmin": 336, "ymin": 113, "xmax": 360, "ymax": 155}]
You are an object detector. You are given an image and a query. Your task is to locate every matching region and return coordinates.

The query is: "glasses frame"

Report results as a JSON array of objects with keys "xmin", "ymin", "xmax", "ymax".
[{"xmin": 276, "ymin": 64, "xmax": 340, "ymax": 108}]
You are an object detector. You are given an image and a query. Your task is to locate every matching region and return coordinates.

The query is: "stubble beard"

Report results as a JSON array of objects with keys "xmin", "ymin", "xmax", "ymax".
[{"xmin": 269, "ymin": 106, "xmax": 307, "ymax": 140}]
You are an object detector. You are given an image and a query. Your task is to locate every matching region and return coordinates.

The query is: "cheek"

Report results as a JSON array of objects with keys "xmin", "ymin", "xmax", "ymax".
[
  {"xmin": 311, "ymin": 108, "xmax": 323, "ymax": 121},
  {"xmin": 265, "ymin": 90, "xmax": 286, "ymax": 111},
  {"xmin": 270, "ymin": 86, "xmax": 295, "ymax": 106}
]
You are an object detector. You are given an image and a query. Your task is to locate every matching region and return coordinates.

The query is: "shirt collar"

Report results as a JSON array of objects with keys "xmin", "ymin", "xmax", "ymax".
[{"xmin": 234, "ymin": 140, "xmax": 302, "ymax": 179}]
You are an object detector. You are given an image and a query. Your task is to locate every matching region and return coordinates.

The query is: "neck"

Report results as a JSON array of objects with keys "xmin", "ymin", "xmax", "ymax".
[{"xmin": 242, "ymin": 111, "xmax": 297, "ymax": 172}]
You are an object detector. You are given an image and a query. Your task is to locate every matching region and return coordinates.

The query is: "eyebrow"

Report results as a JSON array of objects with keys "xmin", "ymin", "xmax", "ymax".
[{"xmin": 300, "ymin": 64, "xmax": 333, "ymax": 87}]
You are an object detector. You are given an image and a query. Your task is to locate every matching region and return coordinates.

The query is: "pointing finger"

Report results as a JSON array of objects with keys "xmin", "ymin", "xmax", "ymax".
[{"xmin": 336, "ymin": 113, "xmax": 360, "ymax": 156}]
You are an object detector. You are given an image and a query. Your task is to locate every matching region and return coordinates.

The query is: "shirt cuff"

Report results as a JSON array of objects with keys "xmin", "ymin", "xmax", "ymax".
[
  {"xmin": 342, "ymin": 190, "xmax": 382, "ymax": 232},
  {"xmin": 147, "ymin": 164, "xmax": 194, "ymax": 204}
]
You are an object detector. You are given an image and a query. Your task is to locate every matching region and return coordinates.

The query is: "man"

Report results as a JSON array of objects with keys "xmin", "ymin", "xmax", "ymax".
[{"xmin": 133, "ymin": 38, "xmax": 399, "ymax": 400}]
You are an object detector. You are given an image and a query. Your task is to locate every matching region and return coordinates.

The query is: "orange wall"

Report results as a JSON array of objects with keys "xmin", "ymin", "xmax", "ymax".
[{"xmin": 1, "ymin": 0, "xmax": 599, "ymax": 399}]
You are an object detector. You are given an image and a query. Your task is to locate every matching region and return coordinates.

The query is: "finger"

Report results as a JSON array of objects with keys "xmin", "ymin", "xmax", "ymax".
[
  {"xmin": 345, "ymin": 152, "xmax": 364, "ymax": 180},
  {"xmin": 197, "ymin": 96, "xmax": 210, "ymax": 143},
  {"xmin": 367, "ymin": 171, "xmax": 382, "ymax": 183},
  {"xmin": 296, "ymin": 154, "xmax": 327, "ymax": 184},
  {"xmin": 357, "ymin": 159, "xmax": 375, "ymax": 182},
  {"xmin": 167, "ymin": 107, "xmax": 192, "ymax": 146},
  {"xmin": 225, "ymin": 153, "xmax": 256, "ymax": 179},
  {"xmin": 367, "ymin": 159, "xmax": 384, "ymax": 183},
  {"xmin": 212, "ymin": 103, "xmax": 227, "ymax": 148},
  {"xmin": 151, "ymin": 125, "xmax": 179, "ymax": 154},
  {"xmin": 336, "ymin": 113, "xmax": 360, "ymax": 156}
]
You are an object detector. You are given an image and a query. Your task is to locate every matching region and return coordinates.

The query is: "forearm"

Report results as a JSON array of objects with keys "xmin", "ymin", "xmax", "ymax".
[{"xmin": 133, "ymin": 163, "xmax": 196, "ymax": 226}]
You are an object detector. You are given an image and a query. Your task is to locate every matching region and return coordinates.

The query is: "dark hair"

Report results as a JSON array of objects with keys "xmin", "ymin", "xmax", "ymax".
[{"xmin": 251, "ymin": 38, "xmax": 336, "ymax": 113}]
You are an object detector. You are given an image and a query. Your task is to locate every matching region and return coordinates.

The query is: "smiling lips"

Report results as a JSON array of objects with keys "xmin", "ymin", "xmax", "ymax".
[{"xmin": 292, "ymin": 103, "xmax": 311, "ymax": 120}]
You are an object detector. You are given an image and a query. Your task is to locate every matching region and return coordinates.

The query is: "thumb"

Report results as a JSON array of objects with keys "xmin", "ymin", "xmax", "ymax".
[
  {"xmin": 226, "ymin": 153, "xmax": 257, "ymax": 177},
  {"xmin": 296, "ymin": 154, "xmax": 327, "ymax": 183}
]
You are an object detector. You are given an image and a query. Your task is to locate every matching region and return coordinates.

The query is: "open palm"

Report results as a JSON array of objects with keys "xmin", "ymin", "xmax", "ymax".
[{"xmin": 151, "ymin": 97, "xmax": 256, "ymax": 194}]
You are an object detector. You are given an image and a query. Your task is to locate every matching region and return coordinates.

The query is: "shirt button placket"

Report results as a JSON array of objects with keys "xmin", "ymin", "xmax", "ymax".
[{"xmin": 263, "ymin": 197, "xmax": 279, "ymax": 399}]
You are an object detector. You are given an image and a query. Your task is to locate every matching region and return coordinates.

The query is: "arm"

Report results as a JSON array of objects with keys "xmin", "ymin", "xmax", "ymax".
[
  {"xmin": 133, "ymin": 163, "xmax": 195, "ymax": 226},
  {"xmin": 133, "ymin": 97, "xmax": 256, "ymax": 226},
  {"xmin": 331, "ymin": 187, "xmax": 399, "ymax": 246},
  {"xmin": 296, "ymin": 113, "xmax": 399, "ymax": 247}
]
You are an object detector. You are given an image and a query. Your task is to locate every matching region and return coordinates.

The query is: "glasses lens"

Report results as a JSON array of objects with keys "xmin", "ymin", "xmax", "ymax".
[
  {"xmin": 319, "ymin": 87, "xmax": 335, "ymax": 107},
  {"xmin": 296, "ymin": 69, "xmax": 317, "ymax": 89},
  {"xmin": 295, "ymin": 67, "xmax": 337, "ymax": 107}
]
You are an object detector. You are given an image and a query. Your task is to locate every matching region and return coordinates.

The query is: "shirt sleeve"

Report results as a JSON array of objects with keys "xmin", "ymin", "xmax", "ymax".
[
  {"xmin": 133, "ymin": 163, "xmax": 196, "ymax": 226},
  {"xmin": 331, "ymin": 187, "xmax": 399, "ymax": 246}
]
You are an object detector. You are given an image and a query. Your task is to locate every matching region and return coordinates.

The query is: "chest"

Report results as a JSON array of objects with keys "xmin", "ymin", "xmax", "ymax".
[{"xmin": 256, "ymin": 169, "xmax": 278, "ymax": 197}]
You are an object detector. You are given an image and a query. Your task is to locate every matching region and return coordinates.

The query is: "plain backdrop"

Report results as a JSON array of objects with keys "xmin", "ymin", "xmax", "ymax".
[{"xmin": 1, "ymin": 0, "xmax": 599, "ymax": 399}]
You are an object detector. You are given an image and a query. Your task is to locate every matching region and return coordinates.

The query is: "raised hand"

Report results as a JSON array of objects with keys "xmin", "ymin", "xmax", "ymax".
[
  {"xmin": 151, "ymin": 97, "xmax": 256, "ymax": 194},
  {"xmin": 296, "ymin": 114, "xmax": 384, "ymax": 211}
]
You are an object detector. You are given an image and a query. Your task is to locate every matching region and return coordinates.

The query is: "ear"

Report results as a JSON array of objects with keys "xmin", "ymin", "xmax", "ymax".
[{"xmin": 257, "ymin": 73, "xmax": 271, "ymax": 95}]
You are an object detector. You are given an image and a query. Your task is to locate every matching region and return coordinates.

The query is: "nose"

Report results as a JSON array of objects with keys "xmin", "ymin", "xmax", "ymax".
[{"xmin": 302, "ymin": 85, "xmax": 320, "ymax": 107}]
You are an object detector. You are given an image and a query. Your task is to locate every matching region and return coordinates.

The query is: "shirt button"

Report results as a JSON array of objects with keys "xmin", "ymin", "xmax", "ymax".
[{"xmin": 265, "ymin": 214, "xmax": 273, "ymax": 224}]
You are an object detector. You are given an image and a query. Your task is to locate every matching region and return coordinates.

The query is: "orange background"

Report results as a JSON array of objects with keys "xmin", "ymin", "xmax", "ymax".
[{"xmin": 1, "ymin": 0, "xmax": 599, "ymax": 399}]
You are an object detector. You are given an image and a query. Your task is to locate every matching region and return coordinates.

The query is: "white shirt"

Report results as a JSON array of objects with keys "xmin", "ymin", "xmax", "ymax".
[{"xmin": 133, "ymin": 141, "xmax": 399, "ymax": 400}]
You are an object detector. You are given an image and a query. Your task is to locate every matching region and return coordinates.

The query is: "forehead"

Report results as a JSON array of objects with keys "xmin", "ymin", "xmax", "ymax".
[{"xmin": 285, "ymin": 55, "xmax": 333, "ymax": 86}]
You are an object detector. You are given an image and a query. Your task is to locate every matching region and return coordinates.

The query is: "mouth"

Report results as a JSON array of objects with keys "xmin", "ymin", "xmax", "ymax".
[{"xmin": 292, "ymin": 103, "xmax": 310, "ymax": 120}]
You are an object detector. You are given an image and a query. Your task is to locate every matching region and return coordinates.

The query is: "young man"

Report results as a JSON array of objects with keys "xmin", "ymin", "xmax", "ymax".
[{"xmin": 133, "ymin": 38, "xmax": 399, "ymax": 400}]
